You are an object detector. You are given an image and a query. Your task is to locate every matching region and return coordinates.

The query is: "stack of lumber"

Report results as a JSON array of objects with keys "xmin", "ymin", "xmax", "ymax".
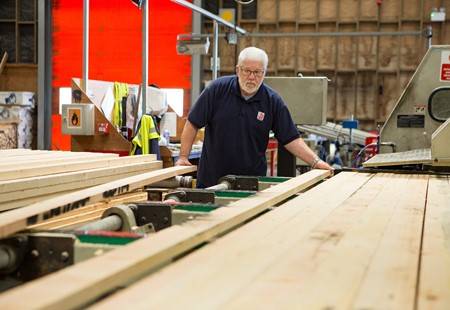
[
  {"xmin": 1, "ymin": 171, "xmax": 449, "ymax": 309},
  {"xmin": 0, "ymin": 149, "xmax": 161, "ymax": 211}
]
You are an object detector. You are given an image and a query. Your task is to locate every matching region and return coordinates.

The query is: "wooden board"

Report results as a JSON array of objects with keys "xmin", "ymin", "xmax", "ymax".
[
  {"xmin": 90, "ymin": 172, "xmax": 372, "ymax": 309},
  {"xmin": 296, "ymin": 24, "xmax": 316, "ymax": 72},
  {"xmin": 0, "ymin": 161, "xmax": 160, "ymax": 194},
  {"xmin": 258, "ymin": 0, "xmax": 276, "ymax": 23},
  {"xmin": 418, "ymin": 176, "xmax": 450, "ymax": 309},
  {"xmin": 277, "ymin": 24, "xmax": 296, "ymax": 70},
  {"xmin": 298, "ymin": 0, "xmax": 317, "ymax": 23},
  {"xmin": 90, "ymin": 173, "xmax": 428, "ymax": 309},
  {"xmin": 338, "ymin": 24, "xmax": 357, "ymax": 71},
  {"xmin": 363, "ymin": 148, "xmax": 432, "ymax": 167},
  {"xmin": 340, "ymin": 0, "xmax": 358, "ymax": 23},
  {"xmin": 0, "ymin": 170, "xmax": 330, "ymax": 309},
  {"xmin": 0, "ymin": 165, "xmax": 196, "ymax": 238},
  {"xmin": 319, "ymin": 0, "xmax": 337, "ymax": 21},
  {"xmin": 336, "ymin": 73, "xmax": 356, "ymax": 120},
  {"xmin": 0, "ymin": 154, "xmax": 156, "ymax": 181},
  {"xmin": 358, "ymin": 22, "xmax": 378, "ymax": 70},
  {"xmin": 318, "ymin": 24, "xmax": 336, "ymax": 70},
  {"xmin": 279, "ymin": 0, "xmax": 296, "ymax": 22},
  {"xmin": 0, "ymin": 161, "xmax": 161, "ymax": 205},
  {"xmin": 356, "ymin": 72, "xmax": 376, "ymax": 120}
]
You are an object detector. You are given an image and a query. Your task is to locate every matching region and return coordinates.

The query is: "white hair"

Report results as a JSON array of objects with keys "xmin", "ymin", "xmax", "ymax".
[{"xmin": 238, "ymin": 47, "xmax": 269, "ymax": 70}]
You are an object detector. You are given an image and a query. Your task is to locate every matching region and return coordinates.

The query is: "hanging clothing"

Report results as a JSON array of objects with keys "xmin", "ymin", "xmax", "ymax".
[
  {"xmin": 113, "ymin": 82, "xmax": 128, "ymax": 128},
  {"xmin": 131, "ymin": 114, "xmax": 161, "ymax": 159}
]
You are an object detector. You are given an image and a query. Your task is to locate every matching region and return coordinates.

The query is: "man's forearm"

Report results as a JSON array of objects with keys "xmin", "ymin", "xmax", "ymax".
[
  {"xmin": 179, "ymin": 120, "xmax": 199, "ymax": 159},
  {"xmin": 284, "ymin": 137, "xmax": 319, "ymax": 166}
]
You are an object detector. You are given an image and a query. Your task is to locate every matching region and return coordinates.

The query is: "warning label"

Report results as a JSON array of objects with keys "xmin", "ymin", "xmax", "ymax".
[
  {"xmin": 67, "ymin": 108, "xmax": 82, "ymax": 128},
  {"xmin": 440, "ymin": 51, "xmax": 450, "ymax": 81}
]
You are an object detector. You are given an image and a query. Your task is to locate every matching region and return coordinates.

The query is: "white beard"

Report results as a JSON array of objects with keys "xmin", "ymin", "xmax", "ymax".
[{"xmin": 239, "ymin": 79, "xmax": 263, "ymax": 96}]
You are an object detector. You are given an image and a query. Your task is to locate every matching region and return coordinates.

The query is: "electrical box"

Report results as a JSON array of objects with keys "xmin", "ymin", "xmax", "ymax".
[
  {"xmin": 264, "ymin": 77, "xmax": 328, "ymax": 125},
  {"xmin": 61, "ymin": 103, "xmax": 95, "ymax": 135}
]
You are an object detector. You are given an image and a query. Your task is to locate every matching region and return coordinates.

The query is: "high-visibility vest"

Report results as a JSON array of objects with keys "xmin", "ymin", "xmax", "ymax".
[
  {"xmin": 131, "ymin": 114, "xmax": 160, "ymax": 155},
  {"xmin": 113, "ymin": 82, "xmax": 128, "ymax": 127}
]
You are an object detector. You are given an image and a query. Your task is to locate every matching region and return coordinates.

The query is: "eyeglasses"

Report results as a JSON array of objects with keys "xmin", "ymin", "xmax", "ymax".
[{"xmin": 239, "ymin": 67, "xmax": 265, "ymax": 78}]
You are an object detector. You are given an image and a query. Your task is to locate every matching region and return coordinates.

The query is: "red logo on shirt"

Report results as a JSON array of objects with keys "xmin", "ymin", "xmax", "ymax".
[{"xmin": 257, "ymin": 111, "xmax": 265, "ymax": 121}]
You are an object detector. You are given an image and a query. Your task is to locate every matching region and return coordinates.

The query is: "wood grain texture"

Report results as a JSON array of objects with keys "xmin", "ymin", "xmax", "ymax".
[
  {"xmin": 0, "ymin": 170, "xmax": 329, "ymax": 309},
  {"xmin": 0, "ymin": 165, "xmax": 196, "ymax": 238},
  {"xmin": 418, "ymin": 176, "xmax": 450, "ymax": 309}
]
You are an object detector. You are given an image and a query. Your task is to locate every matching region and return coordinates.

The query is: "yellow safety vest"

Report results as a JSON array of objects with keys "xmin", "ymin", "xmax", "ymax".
[
  {"xmin": 131, "ymin": 115, "xmax": 160, "ymax": 155},
  {"xmin": 113, "ymin": 82, "xmax": 128, "ymax": 128}
]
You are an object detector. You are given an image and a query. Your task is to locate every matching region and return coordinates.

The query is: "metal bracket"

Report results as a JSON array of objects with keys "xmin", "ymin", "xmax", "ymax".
[
  {"xmin": 165, "ymin": 188, "xmax": 215, "ymax": 204},
  {"xmin": 128, "ymin": 202, "xmax": 172, "ymax": 232},
  {"xmin": 218, "ymin": 175, "xmax": 259, "ymax": 191}
]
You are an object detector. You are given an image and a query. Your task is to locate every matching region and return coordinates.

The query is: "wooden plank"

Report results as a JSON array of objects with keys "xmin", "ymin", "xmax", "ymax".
[
  {"xmin": 0, "ymin": 165, "xmax": 196, "ymax": 238},
  {"xmin": 400, "ymin": 22, "xmax": 422, "ymax": 71},
  {"xmin": 0, "ymin": 154, "xmax": 156, "ymax": 181},
  {"xmin": 258, "ymin": 25, "xmax": 277, "ymax": 72},
  {"xmin": 101, "ymin": 173, "xmax": 426, "ymax": 309},
  {"xmin": 28, "ymin": 192, "xmax": 148, "ymax": 230},
  {"xmin": 0, "ymin": 152, "xmax": 118, "ymax": 168},
  {"xmin": 402, "ymin": 0, "xmax": 421, "ymax": 20},
  {"xmin": 0, "ymin": 170, "xmax": 330, "ymax": 309},
  {"xmin": 0, "ymin": 161, "xmax": 161, "ymax": 205},
  {"xmin": 379, "ymin": 24, "xmax": 399, "ymax": 72},
  {"xmin": 377, "ymin": 72, "xmax": 398, "ymax": 121},
  {"xmin": 418, "ymin": 176, "xmax": 450, "ymax": 309},
  {"xmin": 350, "ymin": 174, "xmax": 427, "ymax": 309},
  {"xmin": 380, "ymin": 0, "xmax": 400, "ymax": 22},
  {"xmin": 90, "ymin": 172, "xmax": 372, "ymax": 309},
  {"xmin": 0, "ymin": 161, "xmax": 159, "ymax": 194}
]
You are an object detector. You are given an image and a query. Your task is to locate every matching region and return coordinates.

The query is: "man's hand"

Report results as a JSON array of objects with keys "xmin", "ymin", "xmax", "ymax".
[
  {"xmin": 175, "ymin": 156, "xmax": 192, "ymax": 166},
  {"xmin": 314, "ymin": 159, "xmax": 334, "ymax": 171}
]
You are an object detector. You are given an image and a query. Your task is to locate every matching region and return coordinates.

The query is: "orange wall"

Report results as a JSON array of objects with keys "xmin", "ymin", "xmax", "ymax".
[{"xmin": 51, "ymin": 0, "xmax": 192, "ymax": 150}]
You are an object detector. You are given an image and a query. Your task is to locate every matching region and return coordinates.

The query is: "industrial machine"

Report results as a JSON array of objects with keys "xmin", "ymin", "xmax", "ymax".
[
  {"xmin": 364, "ymin": 46, "xmax": 450, "ymax": 169},
  {"xmin": 265, "ymin": 76, "xmax": 328, "ymax": 176}
]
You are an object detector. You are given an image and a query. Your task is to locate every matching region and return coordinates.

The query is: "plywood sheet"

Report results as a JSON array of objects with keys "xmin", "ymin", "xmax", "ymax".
[
  {"xmin": 400, "ymin": 22, "xmax": 422, "ymax": 70},
  {"xmin": 318, "ymin": 24, "xmax": 336, "ymax": 70},
  {"xmin": 338, "ymin": 24, "xmax": 357, "ymax": 71},
  {"xmin": 258, "ymin": 0, "xmax": 276, "ymax": 23},
  {"xmin": 360, "ymin": 0, "xmax": 378, "ymax": 20},
  {"xmin": 377, "ymin": 73, "xmax": 398, "ymax": 121},
  {"xmin": 296, "ymin": 24, "xmax": 316, "ymax": 72},
  {"xmin": 259, "ymin": 25, "xmax": 277, "ymax": 72},
  {"xmin": 298, "ymin": 0, "xmax": 317, "ymax": 23},
  {"xmin": 380, "ymin": 0, "xmax": 400, "ymax": 22},
  {"xmin": 278, "ymin": 24, "xmax": 296, "ymax": 70},
  {"xmin": 402, "ymin": 0, "xmax": 421, "ymax": 20},
  {"xmin": 358, "ymin": 22, "xmax": 378, "ymax": 70},
  {"xmin": 319, "ymin": 0, "xmax": 337, "ymax": 21},
  {"xmin": 279, "ymin": 0, "xmax": 297, "ymax": 22},
  {"xmin": 356, "ymin": 72, "xmax": 376, "ymax": 120},
  {"xmin": 336, "ymin": 73, "xmax": 356, "ymax": 120},
  {"xmin": 379, "ymin": 24, "xmax": 399, "ymax": 71},
  {"xmin": 340, "ymin": 0, "xmax": 358, "ymax": 23}
]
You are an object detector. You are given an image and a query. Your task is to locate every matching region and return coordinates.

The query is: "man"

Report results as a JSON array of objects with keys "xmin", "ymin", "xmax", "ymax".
[{"xmin": 176, "ymin": 47, "xmax": 332, "ymax": 188}]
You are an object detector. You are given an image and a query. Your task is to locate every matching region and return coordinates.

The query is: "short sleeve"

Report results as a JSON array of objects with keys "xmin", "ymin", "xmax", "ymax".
[
  {"xmin": 271, "ymin": 95, "xmax": 300, "ymax": 145},
  {"xmin": 188, "ymin": 84, "xmax": 215, "ymax": 129}
]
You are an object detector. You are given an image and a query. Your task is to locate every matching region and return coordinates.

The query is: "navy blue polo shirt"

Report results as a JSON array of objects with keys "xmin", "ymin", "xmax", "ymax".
[{"xmin": 188, "ymin": 75, "xmax": 299, "ymax": 188}]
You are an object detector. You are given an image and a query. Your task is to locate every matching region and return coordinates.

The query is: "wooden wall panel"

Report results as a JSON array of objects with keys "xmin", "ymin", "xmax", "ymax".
[
  {"xmin": 278, "ymin": 24, "xmax": 296, "ymax": 70},
  {"xmin": 319, "ymin": 0, "xmax": 337, "ymax": 21},
  {"xmin": 338, "ymin": 24, "xmax": 357, "ymax": 71},
  {"xmin": 297, "ymin": 24, "xmax": 316, "ymax": 72},
  {"xmin": 380, "ymin": 0, "xmax": 400, "ymax": 22},
  {"xmin": 379, "ymin": 24, "xmax": 399, "ymax": 72},
  {"xmin": 279, "ymin": 0, "xmax": 297, "ymax": 22},
  {"xmin": 238, "ymin": 23, "xmax": 258, "ymax": 50},
  {"xmin": 336, "ymin": 74, "xmax": 356, "ymax": 120},
  {"xmin": 327, "ymin": 78, "xmax": 336, "ymax": 120},
  {"xmin": 400, "ymin": 22, "xmax": 422, "ymax": 71},
  {"xmin": 358, "ymin": 23, "xmax": 378, "ymax": 70},
  {"xmin": 340, "ymin": 0, "xmax": 358, "ymax": 23},
  {"xmin": 258, "ymin": 25, "xmax": 277, "ymax": 72},
  {"xmin": 220, "ymin": 41, "xmax": 236, "ymax": 72},
  {"xmin": 298, "ymin": 0, "xmax": 317, "ymax": 23},
  {"xmin": 0, "ymin": 65, "xmax": 37, "ymax": 92},
  {"xmin": 377, "ymin": 73, "xmax": 398, "ymax": 121},
  {"xmin": 258, "ymin": 0, "xmax": 277, "ymax": 24},
  {"xmin": 356, "ymin": 72, "xmax": 376, "ymax": 120},
  {"xmin": 317, "ymin": 24, "xmax": 336, "ymax": 70},
  {"xmin": 360, "ymin": 0, "xmax": 378, "ymax": 20},
  {"xmin": 402, "ymin": 0, "xmax": 421, "ymax": 20}
]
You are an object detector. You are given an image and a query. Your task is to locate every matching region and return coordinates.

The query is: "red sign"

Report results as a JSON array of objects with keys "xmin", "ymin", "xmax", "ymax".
[{"xmin": 441, "ymin": 63, "xmax": 450, "ymax": 81}]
